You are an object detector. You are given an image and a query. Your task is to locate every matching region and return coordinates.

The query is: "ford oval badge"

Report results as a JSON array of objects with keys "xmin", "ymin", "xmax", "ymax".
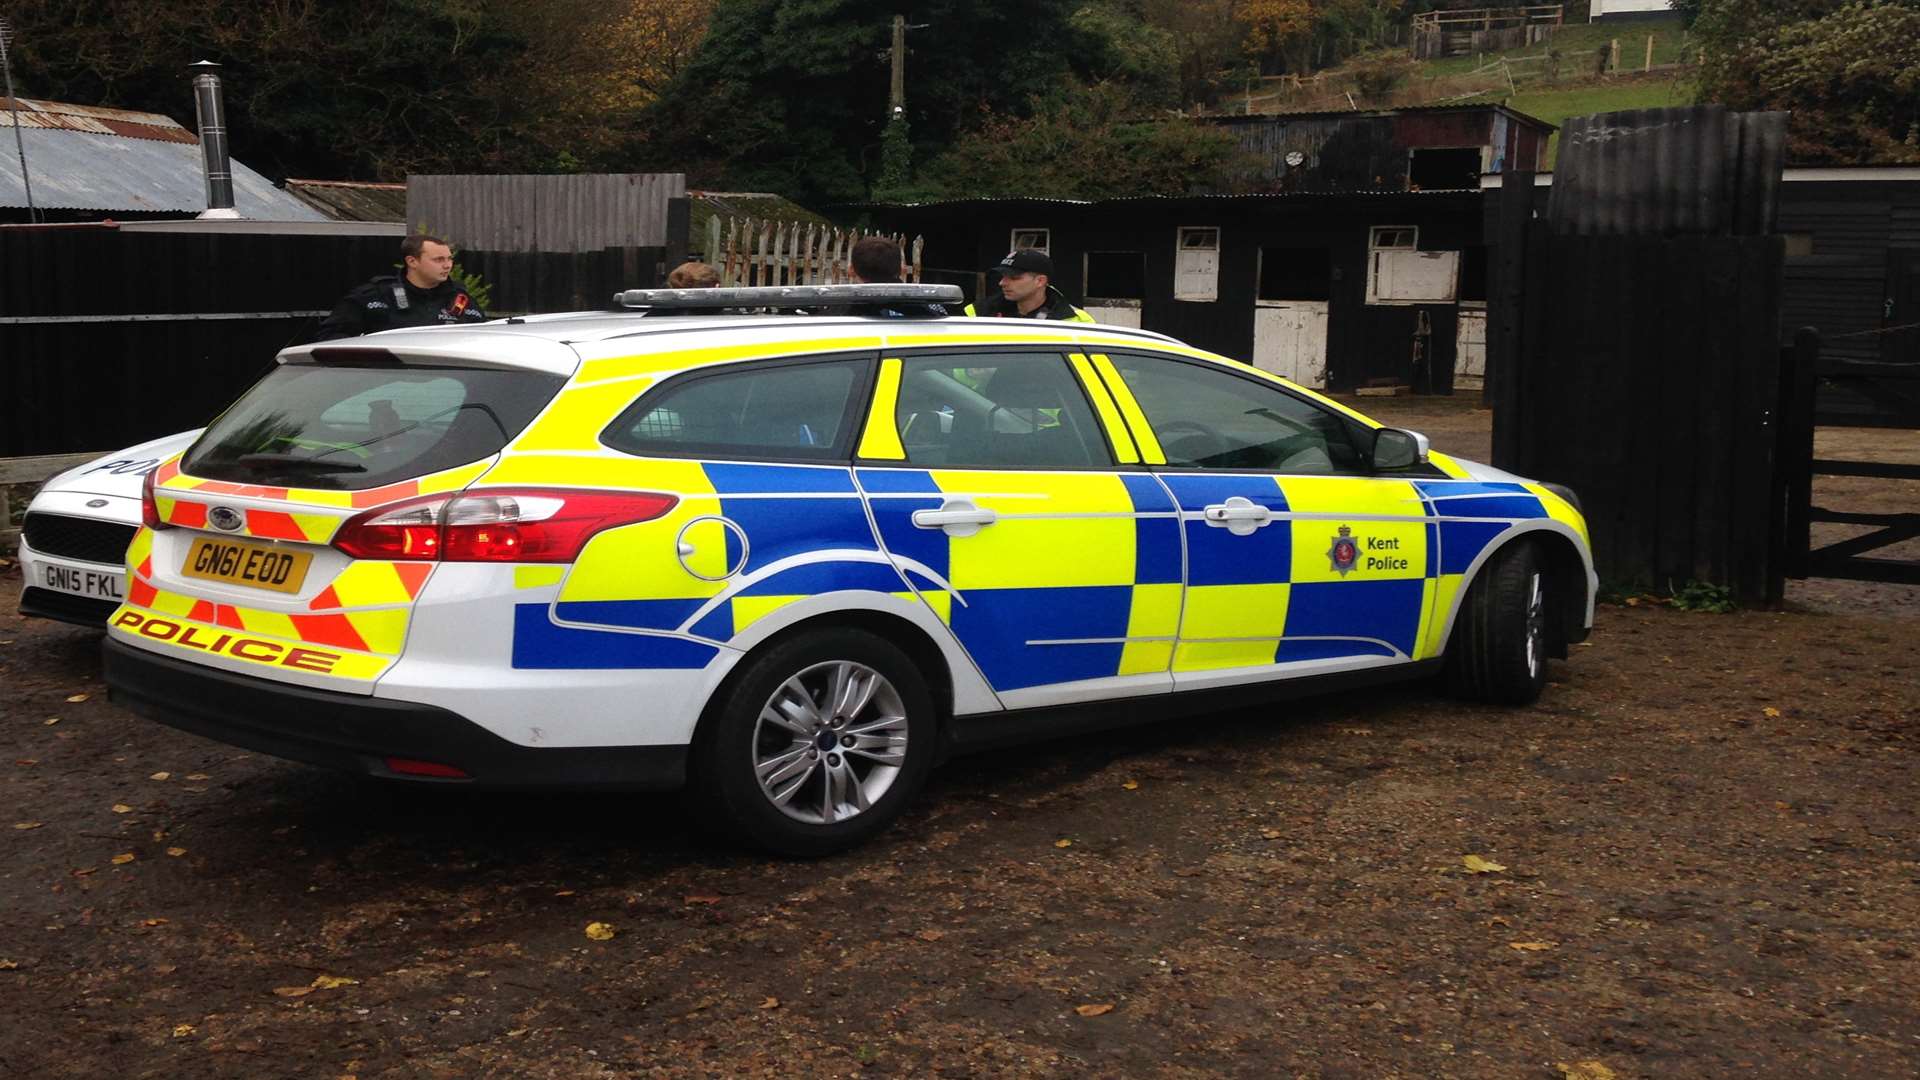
[
  {"xmin": 85, "ymin": 498, "xmax": 109, "ymax": 508},
  {"xmin": 208, "ymin": 506, "xmax": 245, "ymax": 532}
]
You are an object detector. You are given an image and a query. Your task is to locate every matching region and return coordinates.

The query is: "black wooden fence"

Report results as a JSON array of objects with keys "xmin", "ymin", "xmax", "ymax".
[
  {"xmin": 0, "ymin": 227, "xmax": 664, "ymax": 456},
  {"xmin": 1491, "ymin": 225, "xmax": 1786, "ymax": 599}
]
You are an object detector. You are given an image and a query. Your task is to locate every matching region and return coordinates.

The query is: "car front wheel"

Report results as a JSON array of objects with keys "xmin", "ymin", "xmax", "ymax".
[
  {"xmin": 693, "ymin": 627, "xmax": 936, "ymax": 856},
  {"xmin": 1447, "ymin": 540, "xmax": 1551, "ymax": 705}
]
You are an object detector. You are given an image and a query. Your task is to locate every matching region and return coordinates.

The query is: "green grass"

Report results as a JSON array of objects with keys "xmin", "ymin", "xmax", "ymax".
[{"xmin": 1504, "ymin": 76, "xmax": 1698, "ymax": 165}]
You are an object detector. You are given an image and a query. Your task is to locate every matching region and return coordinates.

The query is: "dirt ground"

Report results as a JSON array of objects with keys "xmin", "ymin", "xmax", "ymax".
[{"xmin": 4, "ymin": 403, "xmax": 1919, "ymax": 1078}]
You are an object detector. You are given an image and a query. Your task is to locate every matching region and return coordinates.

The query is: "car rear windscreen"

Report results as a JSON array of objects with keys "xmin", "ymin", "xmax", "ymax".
[{"xmin": 182, "ymin": 362, "xmax": 566, "ymax": 490}]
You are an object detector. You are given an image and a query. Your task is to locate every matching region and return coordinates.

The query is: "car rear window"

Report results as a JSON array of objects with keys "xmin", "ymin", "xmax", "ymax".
[{"xmin": 183, "ymin": 362, "xmax": 565, "ymax": 490}]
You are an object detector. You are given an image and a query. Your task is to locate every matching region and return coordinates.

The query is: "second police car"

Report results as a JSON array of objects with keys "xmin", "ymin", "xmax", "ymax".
[{"xmin": 102, "ymin": 284, "xmax": 1595, "ymax": 855}]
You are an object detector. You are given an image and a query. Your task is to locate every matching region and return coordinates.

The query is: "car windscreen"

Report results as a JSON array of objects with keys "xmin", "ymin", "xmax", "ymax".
[{"xmin": 182, "ymin": 362, "xmax": 566, "ymax": 490}]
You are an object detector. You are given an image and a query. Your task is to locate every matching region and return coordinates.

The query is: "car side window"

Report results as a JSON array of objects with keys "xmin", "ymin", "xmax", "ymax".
[
  {"xmin": 892, "ymin": 353, "xmax": 1110, "ymax": 469},
  {"xmin": 1109, "ymin": 352, "xmax": 1364, "ymax": 474},
  {"xmin": 603, "ymin": 357, "xmax": 866, "ymax": 460}
]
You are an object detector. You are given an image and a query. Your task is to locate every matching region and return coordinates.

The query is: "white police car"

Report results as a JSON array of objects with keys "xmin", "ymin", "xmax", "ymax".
[
  {"xmin": 102, "ymin": 284, "xmax": 1595, "ymax": 855},
  {"xmin": 17, "ymin": 430, "xmax": 203, "ymax": 625}
]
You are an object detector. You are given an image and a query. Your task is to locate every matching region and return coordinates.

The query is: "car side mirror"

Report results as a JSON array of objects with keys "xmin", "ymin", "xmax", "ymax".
[{"xmin": 1371, "ymin": 427, "xmax": 1430, "ymax": 470}]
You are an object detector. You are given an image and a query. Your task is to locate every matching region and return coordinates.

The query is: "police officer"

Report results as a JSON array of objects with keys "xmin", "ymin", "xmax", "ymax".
[
  {"xmin": 841, "ymin": 236, "xmax": 947, "ymax": 318},
  {"xmin": 963, "ymin": 249, "xmax": 1094, "ymax": 322},
  {"xmin": 315, "ymin": 234, "xmax": 488, "ymax": 341}
]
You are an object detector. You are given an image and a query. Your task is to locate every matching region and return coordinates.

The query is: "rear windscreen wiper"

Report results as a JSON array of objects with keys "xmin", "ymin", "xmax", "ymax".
[{"xmin": 232, "ymin": 453, "xmax": 368, "ymax": 473}]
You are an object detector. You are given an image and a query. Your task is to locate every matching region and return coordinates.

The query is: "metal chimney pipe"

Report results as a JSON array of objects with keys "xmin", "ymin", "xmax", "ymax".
[{"xmin": 189, "ymin": 60, "xmax": 240, "ymax": 219}]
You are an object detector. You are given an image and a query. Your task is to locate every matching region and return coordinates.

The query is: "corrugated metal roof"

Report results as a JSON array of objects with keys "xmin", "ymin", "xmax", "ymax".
[
  {"xmin": 0, "ymin": 97, "xmax": 195, "ymax": 142},
  {"xmin": 0, "ymin": 125, "xmax": 324, "ymax": 218},
  {"xmin": 1209, "ymin": 103, "xmax": 1556, "ymax": 132},
  {"xmin": 842, "ymin": 189, "xmax": 1481, "ymax": 210},
  {"xmin": 284, "ymin": 178, "xmax": 408, "ymax": 222}
]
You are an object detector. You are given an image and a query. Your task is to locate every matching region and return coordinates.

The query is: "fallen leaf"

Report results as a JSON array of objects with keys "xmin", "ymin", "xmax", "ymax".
[
  {"xmin": 0, "ymin": 960, "xmax": 18, "ymax": 970},
  {"xmin": 684, "ymin": 894, "xmax": 722, "ymax": 905},
  {"xmin": 1509, "ymin": 941, "xmax": 1556, "ymax": 951},
  {"xmin": 14, "ymin": 759, "xmax": 36, "ymax": 767},
  {"xmin": 1340, "ymin": 727, "xmax": 1373, "ymax": 736},
  {"xmin": 142, "ymin": 918, "xmax": 168, "ymax": 927},
  {"xmin": 1053, "ymin": 839, "xmax": 1072, "ymax": 849},
  {"xmin": 171, "ymin": 1024, "xmax": 195, "ymax": 1038},
  {"xmin": 1121, "ymin": 780, "xmax": 1139, "ymax": 790},
  {"xmin": 12, "ymin": 822, "xmax": 42, "ymax": 830},
  {"xmin": 1074, "ymin": 1003, "xmax": 1115, "ymax": 1017},
  {"xmin": 309, "ymin": 975, "xmax": 358, "ymax": 990},
  {"xmin": 66, "ymin": 694, "xmax": 89, "ymax": 703},
  {"xmin": 111, "ymin": 853, "xmax": 136, "ymax": 865},
  {"xmin": 1624, "ymin": 597, "xmax": 1640, "ymax": 607},
  {"xmin": 111, "ymin": 804, "xmax": 133, "ymax": 814},
  {"xmin": 1762, "ymin": 706, "xmax": 1781, "ymax": 719},
  {"xmin": 553, "ymin": 889, "xmax": 575, "ymax": 897},
  {"xmin": 166, "ymin": 847, "xmax": 187, "ymax": 857},
  {"xmin": 149, "ymin": 772, "xmax": 171, "ymax": 781},
  {"xmin": 759, "ymin": 996, "xmax": 780, "ymax": 1010},
  {"xmin": 1461, "ymin": 855, "xmax": 1507, "ymax": 874},
  {"xmin": 1774, "ymin": 801, "xmax": 1792, "ymax": 812},
  {"xmin": 1555, "ymin": 1063, "xmax": 1618, "ymax": 1080},
  {"xmin": 585, "ymin": 922, "xmax": 616, "ymax": 941},
  {"xmin": 273, "ymin": 986, "xmax": 314, "ymax": 998},
  {"xmin": 1260, "ymin": 828, "xmax": 1283, "ymax": 840},
  {"xmin": 43, "ymin": 718, "xmax": 59, "ymax": 726},
  {"xmin": 1607, "ymin": 775, "xmax": 1631, "ymax": 783},
  {"xmin": 71, "ymin": 867, "xmax": 95, "ymax": 877},
  {"xmin": 915, "ymin": 929, "xmax": 945, "ymax": 942},
  {"xmin": 1486, "ymin": 915, "xmax": 1512, "ymax": 928},
  {"xmin": 185, "ymin": 774, "xmax": 210, "ymax": 781}
]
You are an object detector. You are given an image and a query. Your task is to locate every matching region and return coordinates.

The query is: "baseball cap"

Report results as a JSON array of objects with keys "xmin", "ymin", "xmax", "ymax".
[{"xmin": 993, "ymin": 248, "xmax": 1054, "ymax": 277}]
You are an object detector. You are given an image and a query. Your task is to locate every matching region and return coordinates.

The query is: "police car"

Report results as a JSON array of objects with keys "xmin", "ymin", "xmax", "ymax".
[
  {"xmin": 102, "ymin": 284, "xmax": 1594, "ymax": 855},
  {"xmin": 18, "ymin": 430, "xmax": 204, "ymax": 625}
]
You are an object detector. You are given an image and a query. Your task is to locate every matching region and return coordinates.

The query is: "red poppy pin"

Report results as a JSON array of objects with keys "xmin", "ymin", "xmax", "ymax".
[{"xmin": 451, "ymin": 293, "xmax": 469, "ymax": 315}]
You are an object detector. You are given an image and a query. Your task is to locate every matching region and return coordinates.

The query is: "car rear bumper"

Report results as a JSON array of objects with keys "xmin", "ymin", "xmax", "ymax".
[{"xmin": 103, "ymin": 637, "xmax": 686, "ymax": 791}]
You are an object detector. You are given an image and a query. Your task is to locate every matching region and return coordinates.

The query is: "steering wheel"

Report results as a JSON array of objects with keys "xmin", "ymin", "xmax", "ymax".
[{"xmin": 1153, "ymin": 419, "xmax": 1228, "ymax": 464}]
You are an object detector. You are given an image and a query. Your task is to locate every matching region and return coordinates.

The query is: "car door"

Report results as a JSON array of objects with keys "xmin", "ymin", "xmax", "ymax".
[
  {"xmin": 854, "ymin": 349, "xmax": 1182, "ymax": 708},
  {"xmin": 1090, "ymin": 351, "xmax": 1439, "ymax": 690}
]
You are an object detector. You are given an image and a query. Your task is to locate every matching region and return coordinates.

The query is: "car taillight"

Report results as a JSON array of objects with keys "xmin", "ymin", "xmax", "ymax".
[
  {"xmin": 332, "ymin": 488, "xmax": 677, "ymax": 563},
  {"xmin": 141, "ymin": 469, "xmax": 171, "ymax": 530}
]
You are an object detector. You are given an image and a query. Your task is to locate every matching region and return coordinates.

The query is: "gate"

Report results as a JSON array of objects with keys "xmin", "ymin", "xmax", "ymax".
[{"xmin": 1777, "ymin": 328, "xmax": 1920, "ymax": 587}]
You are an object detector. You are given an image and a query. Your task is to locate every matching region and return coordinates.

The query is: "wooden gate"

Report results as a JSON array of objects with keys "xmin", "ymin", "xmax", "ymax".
[
  {"xmin": 1776, "ymin": 328, "xmax": 1920, "ymax": 587},
  {"xmin": 705, "ymin": 217, "xmax": 923, "ymax": 287}
]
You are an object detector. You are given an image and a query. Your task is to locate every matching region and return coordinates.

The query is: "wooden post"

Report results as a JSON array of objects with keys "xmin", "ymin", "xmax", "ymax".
[
  {"xmin": 1609, "ymin": 38, "xmax": 1620, "ymax": 73},
  {"xmin": 1645, "ymin": 35, "xmax": 1655, "ymax": 73},
  {"xmin": 1776, "ymin": 327, "xmax": 1820, "ymax": 584}
]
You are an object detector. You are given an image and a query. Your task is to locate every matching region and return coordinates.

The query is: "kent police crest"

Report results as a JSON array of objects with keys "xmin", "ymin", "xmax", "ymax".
[{"xmin": 1327, "ymin": 525, "xmax": 1359, "ymax": 576}]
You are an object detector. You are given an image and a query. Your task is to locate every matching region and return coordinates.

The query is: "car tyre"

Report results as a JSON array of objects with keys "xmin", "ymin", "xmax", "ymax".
[
  {"xmin": 1446, "ymin": 540, "xmax": 1551, "ymax": 706},
  {"xmin": 691, "ymin": 627, "xmax": 936, "ymax": 856}
]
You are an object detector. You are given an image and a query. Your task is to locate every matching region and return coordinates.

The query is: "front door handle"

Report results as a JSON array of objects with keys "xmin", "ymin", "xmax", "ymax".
[
  {"xmin": 1202, "ymin": 496, "xmax": 1274, "ymax": 537},
  {"xmin": 912, "ymin": 498, "xmax": 997, "ymax": 538}
]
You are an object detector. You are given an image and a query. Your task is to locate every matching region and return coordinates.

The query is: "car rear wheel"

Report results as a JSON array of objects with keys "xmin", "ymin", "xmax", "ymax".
[
  {"xmin": 693, "ymin": 627, "xmax": 936, "ymax": 856},
  {"xmin": 1446, "ymin": 539, "xmax": 1551, "ymax": 706}
]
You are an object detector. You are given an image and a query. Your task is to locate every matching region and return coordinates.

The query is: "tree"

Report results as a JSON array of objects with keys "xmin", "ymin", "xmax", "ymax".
[
  {"xmin": 1693, "ymin": 0, "xmax": 1920, "ymax": 163},
  {"xmin": 640, "ymin": 0, "xmax": 1106, "ymax": 202},
  {"xmin": 913, "ymin": 82, "xmax": 1257, "ymax": 200},
  {"xmin": 1, "ymin": 0, "xmax": 712, "ymax": 180}
]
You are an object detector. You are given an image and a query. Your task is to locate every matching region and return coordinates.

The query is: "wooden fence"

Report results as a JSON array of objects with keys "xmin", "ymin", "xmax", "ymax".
[
  {"xmin": 705, "ymin": 216, "xmax": 923, "ymax": 287},
  {"xmin": 1411, "ymin": 4, "xmax": 1563, "ymax": 60}
]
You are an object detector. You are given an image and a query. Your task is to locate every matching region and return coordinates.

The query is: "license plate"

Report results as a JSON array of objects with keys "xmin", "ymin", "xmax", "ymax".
[
  {"xmin": 43, "ymin": 563, "xmax": 125, "ymax": 601},
  {"xmin": 180, "ymin": 537, "xmax": 313, "ymax": 594}
]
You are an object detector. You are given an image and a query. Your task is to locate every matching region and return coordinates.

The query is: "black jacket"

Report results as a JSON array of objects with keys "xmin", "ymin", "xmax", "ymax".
[
  {"xmin": 963, "ymin": 285, "xmax": 1093, "ymax": 322},
  {"xmin": 315, "ymin": 274, "xmax": 488, "ymax": 341}
]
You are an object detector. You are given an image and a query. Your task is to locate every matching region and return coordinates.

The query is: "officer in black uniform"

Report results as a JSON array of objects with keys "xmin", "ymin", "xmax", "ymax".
[{"xmin": 315, "ymin": 233, "xmax": 489, "ymax": 340}]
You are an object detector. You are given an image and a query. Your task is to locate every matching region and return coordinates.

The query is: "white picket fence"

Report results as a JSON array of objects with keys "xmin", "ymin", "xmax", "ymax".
[{"xmin": 704, "ymin": 216, "xmax": 923, "ymax": 287}]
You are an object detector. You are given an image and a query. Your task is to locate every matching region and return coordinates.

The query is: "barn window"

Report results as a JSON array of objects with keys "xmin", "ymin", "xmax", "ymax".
[
  {"xmin": 1009, "ymin": 228, "xmax": 1050, "ymax": 254},
  {"xmin": 1367, "ymin": 225, "xmax": 1458, "ymax": 305},
  {"xmin": 1408, "ymin": 147, "xmax": 1486, "ymax": 191},
  {"xmin": 1174, "ymin": 227, "xmax": 1220, "ymax": 302}
]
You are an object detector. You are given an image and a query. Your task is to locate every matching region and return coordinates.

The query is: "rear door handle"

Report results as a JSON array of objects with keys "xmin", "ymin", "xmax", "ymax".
[
  {"xmin": 1202, "ymin": 496, "xmax": 1273, "ymax": 537},
  {"xmin": 912, "ymin": 499, "xmax": 997, "ymax": 538}
]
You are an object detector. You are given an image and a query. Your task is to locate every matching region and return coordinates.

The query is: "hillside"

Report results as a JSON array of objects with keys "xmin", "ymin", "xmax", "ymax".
[{"xmin": 1244, "ymin": 12, "xmax": 1696, "ymax": 167}]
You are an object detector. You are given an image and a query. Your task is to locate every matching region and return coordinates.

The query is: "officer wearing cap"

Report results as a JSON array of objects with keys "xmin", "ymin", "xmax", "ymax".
[{"xmin": 964, "ymin": 249, "xmax": 1095, "ymax": 322}]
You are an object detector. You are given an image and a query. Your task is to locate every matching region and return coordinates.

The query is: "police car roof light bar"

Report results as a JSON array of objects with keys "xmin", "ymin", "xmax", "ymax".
[{"xmin": 612, "ymin": 282, "xmax": 964, "ymax": 311}]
